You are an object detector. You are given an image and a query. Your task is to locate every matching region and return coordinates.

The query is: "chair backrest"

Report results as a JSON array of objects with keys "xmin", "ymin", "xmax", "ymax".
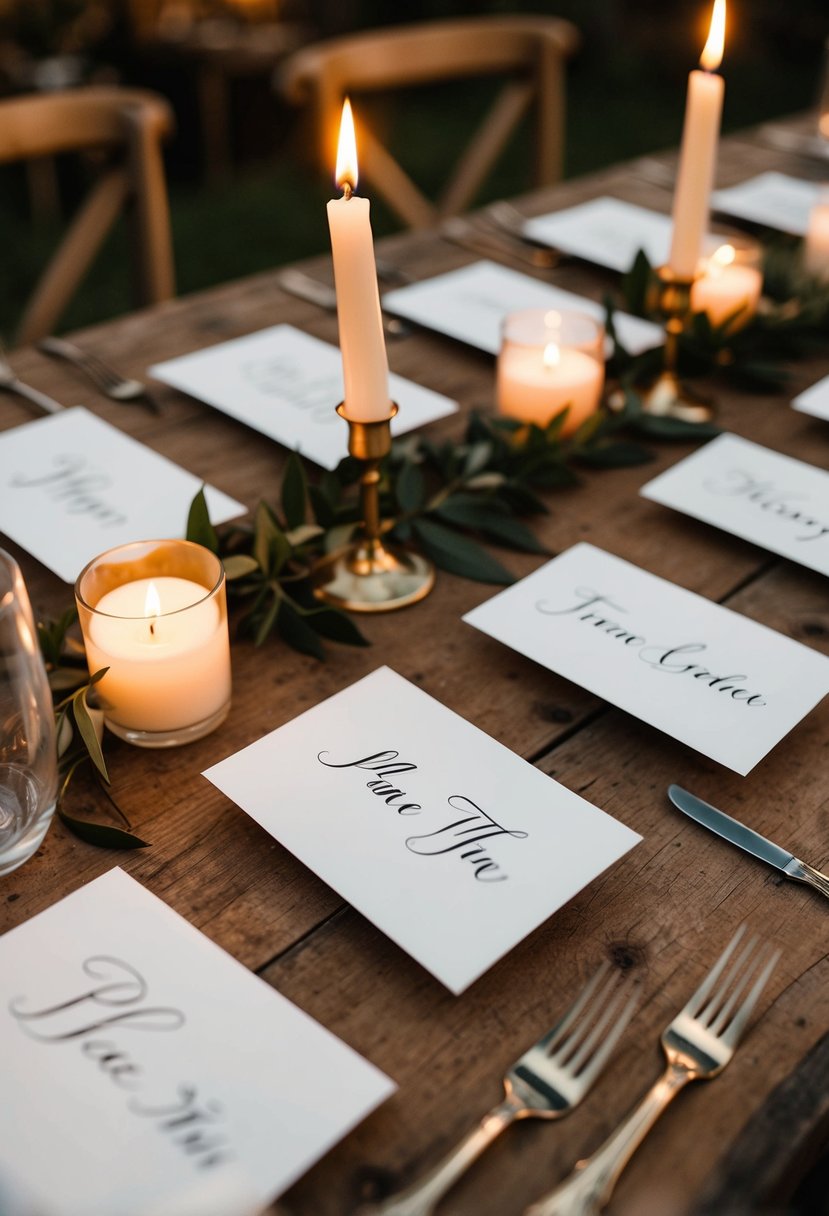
[
  {"xmin": 0, "ymin": 87, "xmax": 176, "ymax": 346},
  {"xmin": 279, "ymin": 15, "xmax": 580, "ymax": 230}
]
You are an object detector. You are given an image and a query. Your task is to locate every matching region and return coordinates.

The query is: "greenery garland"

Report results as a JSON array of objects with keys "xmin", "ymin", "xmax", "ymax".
[{"xmin": 39, "ymin": 236, "xmax": 829, "ymax": 849}]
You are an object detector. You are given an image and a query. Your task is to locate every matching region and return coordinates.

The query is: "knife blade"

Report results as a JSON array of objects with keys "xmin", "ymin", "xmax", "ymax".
[{"xmin": 668, "ymin": 785, "xmax": 829, "ymax": 901}]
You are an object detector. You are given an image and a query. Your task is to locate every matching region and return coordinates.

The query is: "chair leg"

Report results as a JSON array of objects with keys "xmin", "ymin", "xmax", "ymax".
[
  {"xmin": 15, "ymin": 168, "xmax": 128, "ymax": 348},
  {"xmin": 125, "ymin": 103, "xmax": 176, "ymax": 306}
]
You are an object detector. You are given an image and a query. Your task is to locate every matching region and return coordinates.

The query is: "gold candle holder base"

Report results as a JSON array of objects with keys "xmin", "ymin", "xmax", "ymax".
[
  {"xmin": 312, "ymin": 403, "xmax": 435, "ymax": 613},
  {"xmin": 638, "ymin": 264, "xmax": 715, "ymax": 423}
]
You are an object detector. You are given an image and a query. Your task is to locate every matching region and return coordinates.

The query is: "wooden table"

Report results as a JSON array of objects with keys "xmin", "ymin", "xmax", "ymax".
[{"xmin": 2, "ymin": 116, "xmax": 828, "ymax": 1216}]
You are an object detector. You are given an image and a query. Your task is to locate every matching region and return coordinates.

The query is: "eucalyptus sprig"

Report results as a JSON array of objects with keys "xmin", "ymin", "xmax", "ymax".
[
  {"xmin": 188, "ymin": 405, "xmax": 716, "ymax": 657},
  {"xmin": 616, "ymin": 244, "xmax": 829, "ymax": 392},
  {"xmin": 38, "ymin": 609, "xmax": 148, "ymax": 851}
]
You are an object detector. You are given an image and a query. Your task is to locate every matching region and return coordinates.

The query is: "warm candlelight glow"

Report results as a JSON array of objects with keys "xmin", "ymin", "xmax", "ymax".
[
  {"xmin": 543, "ymin": 343, "xmax": 561, "ymax": 370},
  {"xmin": 145, "ymin": 581, "xmax": 161, "ymax": 618},
  {"xmin": 335, "ymin": 97, "xmax": 358, "ymax": 191},
  {"xmin": 711, "ymin": 243, "xmax": 735, "ymax": 269},
  {"xmin": 700, "ymin": 0, "xmax": 726, "ymax": 72}
]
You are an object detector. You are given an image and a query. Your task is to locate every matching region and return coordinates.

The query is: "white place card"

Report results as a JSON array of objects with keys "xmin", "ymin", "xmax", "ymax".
[
  {"xmin": 793, "ymin": 374, "xmax": 829, "ymax": 422},
  {"xmin": 381, "ymin": 261, "xmax": 663, "ymax": 357},
  {"xmin": 0, "ymin": 407, "xmax": 244, "ymax": 584},
  {"xmin": 522, "ymin": 198, "xmax": 676, "ymax": 273},
  {"xmin": 464, "ymin": 544, "xmax": 829, "ymax": 776},
  {"xmin": 0, "ymin": 868, "xmax": 393, "ymax": 1216},
  {"xmin": 204, "ymin": 667, "xmax": 640, "ymax": 995},
  {"xmin": 710, "ymin": 172, "xmax": 820, "ymax": 236},
  {"xmin": 150, "ymin": 325, "xmax": 457, "ymax": 471},
  {"xmin": 640, "ymin": 434, "xmax": 829, "ymax": 577}
]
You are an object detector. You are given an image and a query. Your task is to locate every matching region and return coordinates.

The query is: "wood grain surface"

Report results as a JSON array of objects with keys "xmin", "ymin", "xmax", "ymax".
[{"xmin": 1, "ymin": 117, "xmax": 827, "ymax": 1216}]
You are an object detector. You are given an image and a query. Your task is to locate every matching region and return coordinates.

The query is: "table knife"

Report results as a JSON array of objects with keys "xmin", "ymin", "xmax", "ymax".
[
  {"xmin": 276, "ymin": 269, "xmax": 410, "ymax": 337},
  {"xmin": 668, "ymin": 784, "xmax": 829, "ymax": 900}
]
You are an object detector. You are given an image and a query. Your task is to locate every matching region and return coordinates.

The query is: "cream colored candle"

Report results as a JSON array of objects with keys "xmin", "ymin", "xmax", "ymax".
[
  {"xmin": 85, "ymin": 576, "xmax": 231, "ymax": 734},
  {"xmin": 804, "ymin": 200, "xmax": 829, "ymax": 279},
  {"xmin": 326, "ymin": 98, "xmax": 391, "ymax": 423},
  {"xmin": 691, "ymin": 243, "xmax": 762, "ymax": 329},
  {"xmin": 668, "ymin": 0, "xmax": 726, "ymax": 279},
  {"xmin": 497, "ymin": 342, "xmax": 604, "ymax": 434}
]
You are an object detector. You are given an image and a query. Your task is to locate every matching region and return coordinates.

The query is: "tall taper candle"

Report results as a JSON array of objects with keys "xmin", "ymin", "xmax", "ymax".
[
  {"xmin": 326, "ymin": 98, "xmax": 391, "ymax": 423},
  {"xmin": 668, "ymin": 0, "xmax": 726, "ymax": 279}
]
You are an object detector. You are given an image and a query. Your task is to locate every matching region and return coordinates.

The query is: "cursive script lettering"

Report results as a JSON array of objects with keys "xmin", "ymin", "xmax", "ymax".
[
  {"xmin": 536, "ymin": 587, "xmax": 767, "ymax": 706},
  {"xmin": 241, "ymin": 356, "xmax": 337, "ymax": 424},
  {"xmin": 704, "ymin": 468, "xmax": 829, "ymax": 542},
  {"xmin": 8, "ymin": 956, "xmax": 233, "ymax": 1170},
  {"xmin": 129, "ymin": 1086, "xmax": 231, "ymax": 1169},
  {"xmin": 405, "ymin": 796, "xmax": 528, "ymax": 882},
  {"xmin": 11, "ymin": 455, "xmax": 127, "ymax": 527},
  {"xmin": 318, "ymin": 749, "xmax": 422, "ymax": 814},
  {"xmin": 317, "ymin": 751, "xmax": 528, "ymax": 881}
]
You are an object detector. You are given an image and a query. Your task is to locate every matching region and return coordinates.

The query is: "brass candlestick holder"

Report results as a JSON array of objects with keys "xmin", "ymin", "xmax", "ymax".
[
  {"xmin": 639, "ymin": 264, "xmax": 715, "ymax": 423},
  {"xmin": 312, "ymin": 403, "xmax": 435, "ymax": 612}
]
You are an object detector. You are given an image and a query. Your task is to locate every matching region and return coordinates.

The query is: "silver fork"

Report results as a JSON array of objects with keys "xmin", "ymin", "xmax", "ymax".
[
  {"xmin": 525, "ymin": 925, "xmax": 780, "ymax": 1216},
  {"xmin": 37, "ymin": 336, "xmax": 158, "ymax": 410},
  {"xmin": 364, "ymin": 962, "xmax": 638, "ymax": 1216},
  {"xmin": 442, "ymin": 215, "xmax": 558, "ymax": 270}
]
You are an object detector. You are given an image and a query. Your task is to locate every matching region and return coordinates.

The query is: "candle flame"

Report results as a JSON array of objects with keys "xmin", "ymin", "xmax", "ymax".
[
  {"xmin": 145, "ymin": 581, "xmax": 161, "ymax": 618},
  {"xmin": 543, "ymin": 342, "xmax": 561, "ymax": 370},
  {"xmin": 335, "ymin": 97, "xmax": 358, "ymax": 191},
  {"xmin": 712, "ymin": 243, "xmax": 735, "ymax": 267},
  {"xmin": 700, "ymin": 0, "xmax": 725, "ymax": 71}
]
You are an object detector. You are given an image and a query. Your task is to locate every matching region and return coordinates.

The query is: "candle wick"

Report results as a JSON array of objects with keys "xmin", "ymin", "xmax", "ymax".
[
  {"xmin": 150, "ymin": 621, "xmax": 155, "ymax": 637},
  {"xmin": 342, "ymin": 181, "xmax": 353, "ymax": 201}
]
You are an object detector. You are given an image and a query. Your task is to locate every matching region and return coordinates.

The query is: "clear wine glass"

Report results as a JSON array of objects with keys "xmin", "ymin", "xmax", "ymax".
[{"xmin": 0, "ymin": 549, "xmax": 57, "ymax": 876}]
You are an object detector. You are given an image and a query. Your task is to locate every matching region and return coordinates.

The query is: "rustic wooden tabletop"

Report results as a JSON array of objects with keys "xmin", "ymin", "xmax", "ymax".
[{"xmin": 1, "ymin": 116, "xmax": 827, "ymax": 1216}]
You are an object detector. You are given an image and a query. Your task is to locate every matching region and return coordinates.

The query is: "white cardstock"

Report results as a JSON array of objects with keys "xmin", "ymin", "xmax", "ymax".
[
  {"xmin": 204, "ymin": 667, "xmax": 640, "ymax": 995},
  {"xmin": 150, "ymin": 325, "xmax": 457, "ymax": 471},
  {"xmin": 793, "ymin": 374, "xmax": 829, "ymax": 422},
  {"xmin": 521, "ymin": 198, "xmax": 676, "ymax": 273},
  {"xmin": 0, "ymin": 407, "xmax": 244, "ymax": 584},
  {"xmin": 464, "ymin": 544, "xmax": 829, "ymax": 776},
  {"xmin": 0, "ymin": 868, "xmax": 394, "ymax": 1216},
  {"xmin": 711, "ymin": 172, "xmax": 820, "ymax": 236},
  {"xmin": 640, "ymin": 434, "xmax": 829, "ymax": 577},
  {"xmin": 381, "ymin": 260, "xmax": 662, "ymax": 356}
]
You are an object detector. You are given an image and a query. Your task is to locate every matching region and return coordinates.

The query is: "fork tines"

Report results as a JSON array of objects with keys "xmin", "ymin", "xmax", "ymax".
[
  {"xmin": 518, "ymin": 961, "xmax": 639, "ymax": 1107},
  {"xmin": 680, "ymin": 925, "xmax": 781, "ymax": 1053}
]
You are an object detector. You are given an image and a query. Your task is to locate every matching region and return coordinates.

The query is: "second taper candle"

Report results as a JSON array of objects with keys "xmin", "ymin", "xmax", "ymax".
[
  {"xmin": 326, "ymin": 98, "xmax": 392, "ymax": 423},
  {"xmin": 668, "ymin": 0, "xmax": 726, "ymax": 279}
]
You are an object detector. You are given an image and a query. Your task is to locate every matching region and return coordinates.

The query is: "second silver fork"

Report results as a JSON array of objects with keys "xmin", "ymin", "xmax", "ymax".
[
  {"xmin": 525, "ymin": 925, "xmax": 780, "ymax": 1216},
  {"xmin": 364, "ymin": 962, "xmax": 638, "ymax": 1216}
]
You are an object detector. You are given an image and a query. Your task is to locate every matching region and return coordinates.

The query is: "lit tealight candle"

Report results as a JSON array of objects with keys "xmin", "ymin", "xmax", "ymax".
[
  {"xmin": 668, "ymin": 0, "xmax": 727, "ymax": 280},
  {"xmin": 804, "ymin": 198, "xmax": 829, "ymax": 280},
  {"xmin": 496, "ymin": 310, "xmax": 605, "ymax": 435},
  {"xmin": 326, "ymin": 97, "xmax": 392, "ymax": 423},
  {"xmin": 691, "ymin": 241, "xmax": 762, "ymax": 330},
  {"xmin": 76, "ymin": 541, "xmax": 231, "ymax": 747}
]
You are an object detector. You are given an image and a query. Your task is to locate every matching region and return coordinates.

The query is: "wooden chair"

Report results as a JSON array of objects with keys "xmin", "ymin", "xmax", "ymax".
[
  {"xmin": 0, "ymin": 87, "xmax": 176, "ymax": 347},
  {"xmin": 278, "ymin": 15, "xmax": 580, "ymax": 230}
]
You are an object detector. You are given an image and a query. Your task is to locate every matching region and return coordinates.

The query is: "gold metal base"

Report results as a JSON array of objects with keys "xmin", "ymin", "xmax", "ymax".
[
  {"xmin": 311, "ymin": 400, "xmax": 435, "ymax": 612},
  {"xmin": 634, "ymin": 264, "xmax": 717, "ymax": 422},
  {"xmin": 639, "ymin": 370, "xmax": 715, "ymax": 423},
  {"xmin": 312, "ymin": 541, "xmax": 435, "ymax": 612}
]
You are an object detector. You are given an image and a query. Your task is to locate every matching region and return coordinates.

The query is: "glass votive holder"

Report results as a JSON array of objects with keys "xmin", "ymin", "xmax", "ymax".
[
  {"xmin": 75, "ymin": 539, "xmax": 231, "ymax": 749},
  {"xmin": 691, "ymin": 234, "xmax": 763, "ymax": 331},
  {"xmin": 0, "ymin": 548, "xmax": 57, "ymax": 875},
  {"xmin": 496, "ymin": 309, "xmax": 605, "ymax": 437}
]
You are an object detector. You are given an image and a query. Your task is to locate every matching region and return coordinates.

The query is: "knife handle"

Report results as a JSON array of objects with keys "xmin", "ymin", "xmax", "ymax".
[{"xmin": 785, "ymin": 857, "xmax": 829, "ymax": 901}]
